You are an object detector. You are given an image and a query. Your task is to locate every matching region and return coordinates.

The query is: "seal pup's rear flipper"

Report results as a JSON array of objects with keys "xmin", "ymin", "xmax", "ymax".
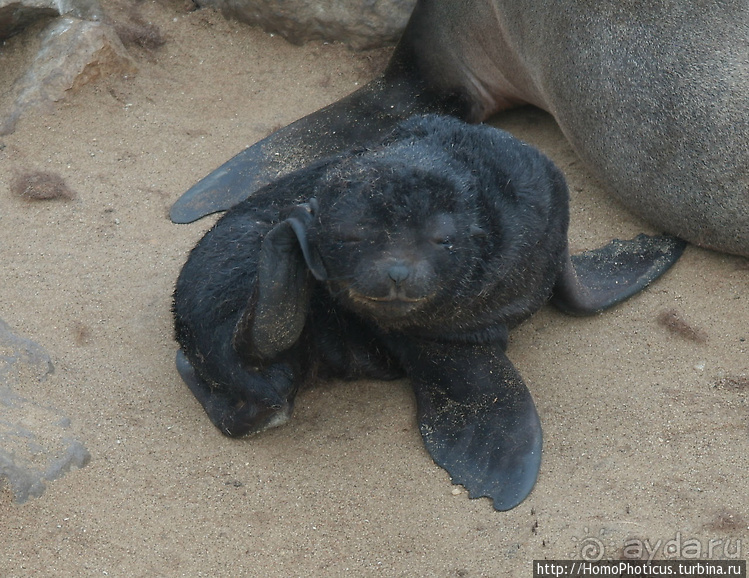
[
  {"xmin": 174, "ymin": 201, "xmax": 318, "ymax": 437},
  {"xmin": 233, "ymin": 200, "xmax": 324, "ymax": 362},
  {"xmin": 399, "ymin": 339, "xmax": 542, "ymax": 511},
  {"xmin": 551, "ymin": 234, "xmax": 686, "ymax": 316},
  {"xmin": 175, "ymin": 349, "xmax": 294, "ymax": 437}
]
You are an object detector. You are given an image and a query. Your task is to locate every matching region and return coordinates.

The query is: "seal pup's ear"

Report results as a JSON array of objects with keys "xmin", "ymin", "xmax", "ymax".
[
  {"xmin": 470, "ymin": 224, "xmax": 487, "ymax": 238},
  {"xmin": 285, "ymin": 198, "xmax": 327, "ymax": 282}
]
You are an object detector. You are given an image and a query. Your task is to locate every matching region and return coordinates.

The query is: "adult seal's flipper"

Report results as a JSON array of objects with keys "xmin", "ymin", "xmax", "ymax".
[
  {"xmin": 398, "ymin": 339, "xmax": 542, "ymax": 511},
  {"xmin": 170, "ymin": 74, "xmax": 462, "ymax": 223},
  {"xmin": 551, "ymin": 234, "xmax": 686, "ymax": 316}
]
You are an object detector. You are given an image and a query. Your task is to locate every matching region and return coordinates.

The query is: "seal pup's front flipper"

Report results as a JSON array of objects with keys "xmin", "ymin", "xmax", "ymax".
[
  {"xmin": 397, "ymin": 338, "xmax": 542, "ymax": 511},
  {"xmin": 551, "ymin": 234, "xmax": 686, "ymax": 316},
  {"xmin": 170, "ymin": 72, "xmax": 466, "ymax": 224}
]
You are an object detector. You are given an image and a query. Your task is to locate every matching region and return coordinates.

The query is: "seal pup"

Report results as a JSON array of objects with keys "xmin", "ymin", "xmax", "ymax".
[
  {"xmin": 173, "ymin": 115, "xmax": 685, "ymax": 510},
  {"xmin": 171, "ymin": 0, "xmax": 748, "ymax": 257}
]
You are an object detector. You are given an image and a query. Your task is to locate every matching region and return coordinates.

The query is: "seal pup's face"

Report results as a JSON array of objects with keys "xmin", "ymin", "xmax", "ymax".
[
  {"xmin": 323, "ymin": 212, "xmax": 460, "ymax": 320},
  {"xmin": 308, "ymin": 158, "xmax": 487, "ymax": 329}
]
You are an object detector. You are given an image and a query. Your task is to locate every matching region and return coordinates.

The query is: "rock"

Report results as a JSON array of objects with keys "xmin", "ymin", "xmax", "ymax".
[
  {"xmin": 0, "ymin": 15, "xmax": 136, "ymax": 135},
  {"xmin": 0, "ymin": 318, "xmax": 90, "ymax": 503},
  {"xmin": 0, "ymin": 0, "xmax": 58, "ymax": 41},
  {"xmin": 197, "ymin": 0, "xmax": 416, "ymax": 50},
  {"xmin": 0, "ymin": 0, "xmax": 102, "ymax": 41},
  {"xmin": 60, "ymin": 0, "xmax": 104, "ymax": 21}
]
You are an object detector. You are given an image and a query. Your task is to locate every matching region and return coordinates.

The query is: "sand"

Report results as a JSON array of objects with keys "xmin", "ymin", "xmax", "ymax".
[{"xmin": 1, "ymin": 1, "xmax": 747, "ymax": 575}]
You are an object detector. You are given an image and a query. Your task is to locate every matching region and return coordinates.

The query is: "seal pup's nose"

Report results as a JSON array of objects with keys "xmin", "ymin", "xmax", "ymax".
[{"xmin": 388, "ymin": 264, "xmax": 410, "ymax": 285}]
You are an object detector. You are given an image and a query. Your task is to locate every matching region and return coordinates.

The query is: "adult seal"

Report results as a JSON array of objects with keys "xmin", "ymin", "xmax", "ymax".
[
  {"xmin": 173, "ymin": 115, "xmax": 685, "ymax": 510},
  {"xmin": 171, "ymin": 0, "xmax": 748, "ymax": 257}
]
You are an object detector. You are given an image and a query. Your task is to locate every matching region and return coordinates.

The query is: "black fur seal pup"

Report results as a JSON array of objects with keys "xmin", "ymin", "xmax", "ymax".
[{"xmin": 173, "ymin": 115, "xmax": 685, "ymax": 511}]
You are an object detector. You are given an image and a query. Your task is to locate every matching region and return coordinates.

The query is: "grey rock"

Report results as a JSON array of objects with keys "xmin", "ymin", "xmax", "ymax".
[
  {"xmin": 0, "ymin": 15, "xmax": 136, "ymax": 135},
  {"xmin": 0, "ymin": 0, "xmax": 102, "ymax": 41},
  {"xmin": 0, "ymin": 0, "xmax": 58, "ymax": 41},
  {"xmin": 197, "ymin": 0, "xmax": 416, "ymax": 50},
  {"xmin": 58, "ymin": 0, "xmax": 104, "ymax": 21},
  {"xmin": 0, "ymin": 318, "xmax": 90, "ymax": 503}
]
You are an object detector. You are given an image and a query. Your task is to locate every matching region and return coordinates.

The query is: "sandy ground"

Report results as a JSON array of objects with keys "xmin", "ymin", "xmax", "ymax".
[{"xmin": 1, "ymin": 1, "xmax": 747, "ymax": 575}]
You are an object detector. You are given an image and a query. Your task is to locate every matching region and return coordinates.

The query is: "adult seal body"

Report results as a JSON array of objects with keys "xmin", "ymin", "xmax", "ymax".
[
  {"xmin": 173, "ymin": 115, "xmax": 685, "ymax": 511},
  {"xmin": 171, "ymin": 0, "xmax": 748, "ymax": 257}
]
